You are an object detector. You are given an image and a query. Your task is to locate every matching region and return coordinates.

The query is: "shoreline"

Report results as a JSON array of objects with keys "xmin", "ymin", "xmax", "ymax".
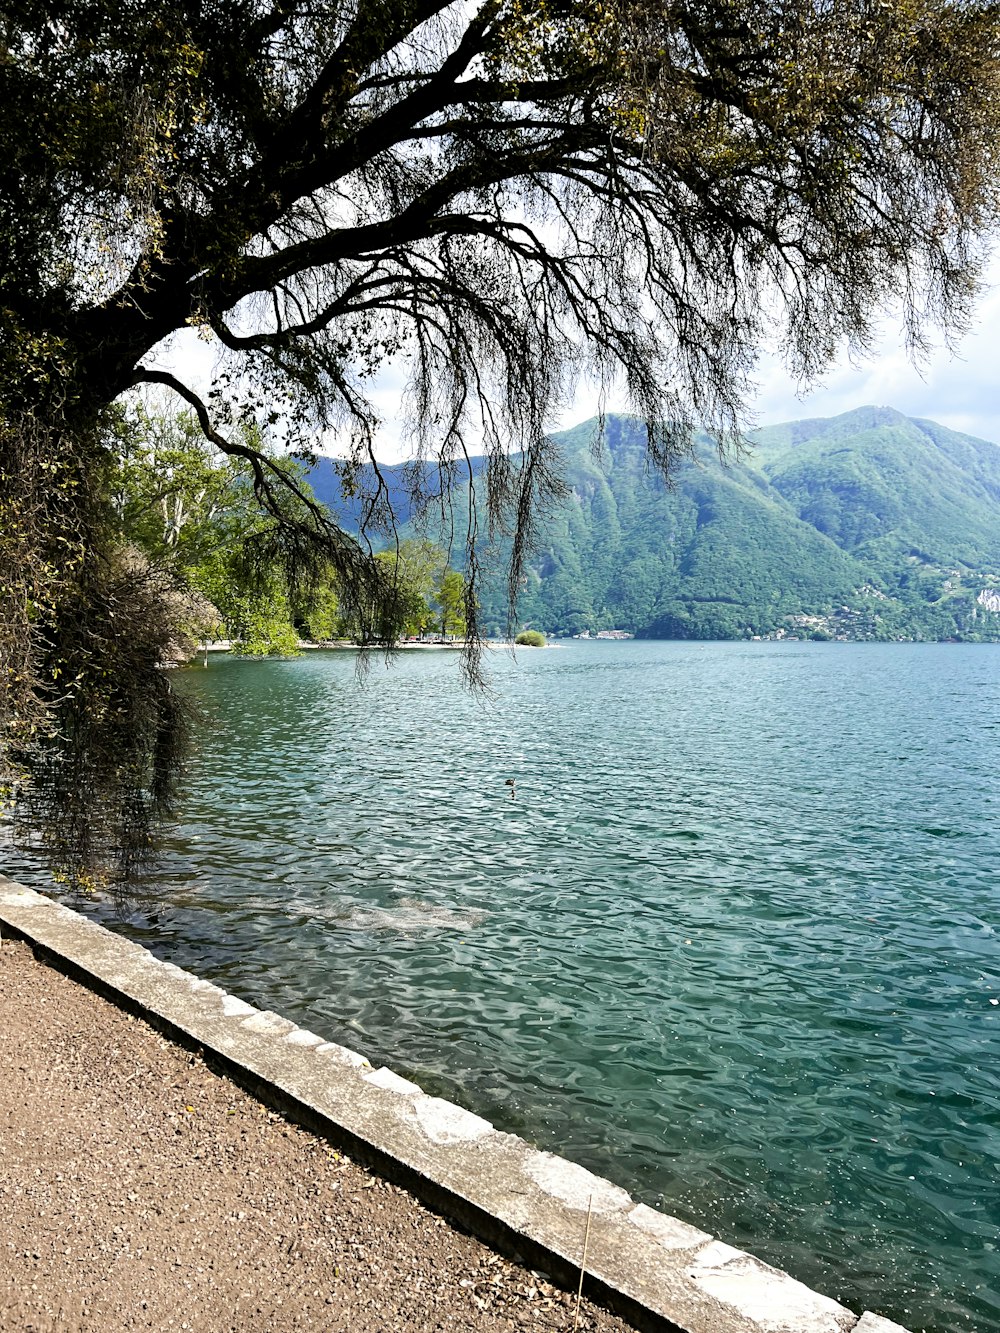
[
  {"xmin": 196, "ymin": 639, "xmax": 492, "ymax": 655},
  {"xmin": 0, "ymin": 878, "xmax": 909, "ymax": 1333},
  {"xmin": 0, "ymin": 932, "xmax": 636, "ymax": 1333}
]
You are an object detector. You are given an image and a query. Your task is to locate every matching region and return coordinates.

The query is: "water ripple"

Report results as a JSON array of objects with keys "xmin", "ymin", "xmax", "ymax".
[{"xmin": 6, "ymin": 640, "xmax": 1000, "ymax": 1333}]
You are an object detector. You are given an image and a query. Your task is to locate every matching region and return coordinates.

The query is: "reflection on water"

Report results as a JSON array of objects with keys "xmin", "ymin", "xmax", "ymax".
[
  {"xmin": 7, "ymin": 640, "xmax": 1000, "ymax": 1333},
  {"xmin": 321, "ymin": 898, "xmax": 490, "ymax": 935}
]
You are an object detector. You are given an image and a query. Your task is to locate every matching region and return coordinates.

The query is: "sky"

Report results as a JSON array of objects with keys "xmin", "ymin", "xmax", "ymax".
[
  {"xmin": 748, "ymin": 264, "xmax": 1000, "ymax": 445},
  {"xmin": 156, "ymin": 256, "xmax": 1000, "ymax": 460},
  {"xmin": 565, "ymin": 254, "xmax": 1000, "ymax": 449}
]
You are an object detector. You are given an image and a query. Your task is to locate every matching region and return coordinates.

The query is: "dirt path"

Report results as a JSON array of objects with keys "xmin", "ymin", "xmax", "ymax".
[{"xmin": 0, "ymin": 937, "xmax": 639, "ymax": 1333}]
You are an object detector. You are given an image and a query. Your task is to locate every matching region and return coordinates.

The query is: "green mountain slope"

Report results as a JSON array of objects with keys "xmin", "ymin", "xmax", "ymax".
[
  {"xmin": 754, "ymin": 406, "xmax": 1000, "ymax": 570},
  {"xmin": 474, "ymin": 408, "xmax": 1000, "ymax": 641},
  {"xmin": 496, "ymin": 417, "xmax": 863, "ymax": 638}
]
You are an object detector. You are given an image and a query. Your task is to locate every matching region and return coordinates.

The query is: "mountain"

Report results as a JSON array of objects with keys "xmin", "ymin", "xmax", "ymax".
[
  {"xmin": 751, "ymin": 406, "xmax": 1000, "ymax": 570},
  {"xmin": 485, "ymin": 417, "xmax": 862, "ymax": 639},
  {"xmin": 310, "ymin": 408, "xmax": 1000, "ymax": 641},
  {"xmin": 307, "ymin": 454, "xmax": 487, "ymax": 531}
]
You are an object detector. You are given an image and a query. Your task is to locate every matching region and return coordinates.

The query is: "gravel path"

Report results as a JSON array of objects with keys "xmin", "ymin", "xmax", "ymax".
[{"xmin": 0, "ymin": 937, "xmax": 640, "ymax": 1333}]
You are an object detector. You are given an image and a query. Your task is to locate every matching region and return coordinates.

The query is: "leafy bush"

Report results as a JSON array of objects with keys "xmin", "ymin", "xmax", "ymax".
[{"xmin": 515, "ymin": 630, "xmax": 547, "ymax": 647}]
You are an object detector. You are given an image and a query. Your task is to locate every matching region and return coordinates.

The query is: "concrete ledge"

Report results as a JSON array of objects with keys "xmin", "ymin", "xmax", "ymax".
[{"xmin": 0, "ymin": 876, "xmax": 910, "ymax": 1333}]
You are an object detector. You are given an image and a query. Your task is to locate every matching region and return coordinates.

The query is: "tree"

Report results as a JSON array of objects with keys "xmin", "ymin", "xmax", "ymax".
[
  {"xmin": 434, "ymin": 568, "xmax": 468, "ymax": 639},
  {"xmin": 3, "ymin": 0, "xmax": 1000, "ymax": 884},
  {"xmin": 111, "ymin": 407, "xmax": 242, "ymax": 572},
  {"xmin": 295, "ymin": 570, "xmax": 344, "ymax": 643},
  {"xmin": 113, "ymin": 405, "xmax": 332, "ymax": 653},
  {"xmin": 337, "ymin": 538, "xmax": 444, "ymax": 639},
  {"xmin": 388, "ymin": 539, "xmax": 444, "ymax": 638}
]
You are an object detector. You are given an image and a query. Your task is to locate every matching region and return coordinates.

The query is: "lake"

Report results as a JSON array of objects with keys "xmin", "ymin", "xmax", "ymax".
[{"xmin": 7, "ymin": 640, "xmax": 1000, "ymax": 1332}]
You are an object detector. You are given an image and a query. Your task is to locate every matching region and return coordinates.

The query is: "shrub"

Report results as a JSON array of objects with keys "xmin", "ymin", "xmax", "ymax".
[{"xmin": 514, "ymin": 630, "xmax": 547, "ymax": 647}]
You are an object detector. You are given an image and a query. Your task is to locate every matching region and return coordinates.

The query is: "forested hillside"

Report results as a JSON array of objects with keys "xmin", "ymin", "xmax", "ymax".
[{"xmin": 310, "ymin": 408, "xmax": 1000, "ymax": 641}]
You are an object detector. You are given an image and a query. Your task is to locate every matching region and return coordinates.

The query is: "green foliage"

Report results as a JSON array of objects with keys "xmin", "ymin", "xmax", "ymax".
[
  {"xmin": 111, "ymin": 407, "xmax": 331, "ymax": 655},
  {"xmin": 389, "ymin": 540, "xmax": 444, "ymax": 638},
  {"xmin": 435, "ymin": 569, "xmax": 468, "ymax": 639},
  {"xmin": 230, "ymin": 600, "xmax": 302, "ymax": 657},
  {"xmin": 515, "ymin": 629, "xmax": 547, "ymax": 646},
  {"xmin": 295, "ymin": 572, "xmax": 342, "ymax": 643},
  {"xmin": 110, "ymin": 407, "xmax": 243, "ymax": 571},
  {"xmin": 335, "ymin": 539, "xmax": 470, "ymax": 642}
]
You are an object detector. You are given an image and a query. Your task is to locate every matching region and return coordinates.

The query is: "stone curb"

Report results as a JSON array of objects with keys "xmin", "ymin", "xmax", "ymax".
[{"xmin": 0, "ymin": 877, "xmax": 911, "ymax": 1333}]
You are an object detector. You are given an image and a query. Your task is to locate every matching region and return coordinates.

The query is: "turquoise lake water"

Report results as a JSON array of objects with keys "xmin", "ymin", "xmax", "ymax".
[{"xmin": 8, "ymin": 640, "xmax": 1000, "ymax": 1331}]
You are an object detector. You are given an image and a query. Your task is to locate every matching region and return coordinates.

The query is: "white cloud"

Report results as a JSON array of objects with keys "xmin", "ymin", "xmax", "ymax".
[
  {"xmin": 557, "ymin": 258, "xmax": 1000, "ymax": 447},
  {"xmin": 748, "ymin": 260, "xmax": 1000, "ymax": 445}
]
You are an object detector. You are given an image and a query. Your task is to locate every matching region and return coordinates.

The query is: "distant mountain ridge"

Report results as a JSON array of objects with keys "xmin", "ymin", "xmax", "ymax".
[{"xmin": 309, "ymin": 407, "xmax": 1000, "ymax": 641}]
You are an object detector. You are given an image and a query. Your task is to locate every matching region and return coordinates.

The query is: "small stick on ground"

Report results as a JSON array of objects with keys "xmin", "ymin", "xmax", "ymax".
[{"xmin": 573, "ymin": 1192, "xmax": 595, "ymax": 1332}]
